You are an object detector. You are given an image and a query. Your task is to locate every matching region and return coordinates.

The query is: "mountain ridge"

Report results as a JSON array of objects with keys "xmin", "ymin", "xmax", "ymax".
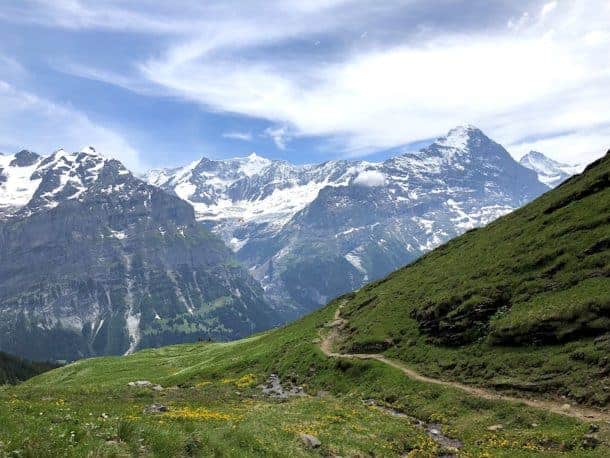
[
  {"xmin": 147, "ymin": 125, "xmax": 548, "ymax": 315},
  {"xmin": 520, "ymin": 150, "xmax": 582, "ymax": 188},
  {"xmin": 3, "ymin": 149, "xmax": 609, "ymax": 456},
  {"xmin": 0, "ymin": 148, "xmax": 279, "ymax": 361}
]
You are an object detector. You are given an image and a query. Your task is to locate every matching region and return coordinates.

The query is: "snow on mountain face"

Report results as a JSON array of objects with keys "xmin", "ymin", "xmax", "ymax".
[
  {"xmin": 0, "ymin": 147, "xmax": 277, "ymax": 361},
  {"xmin": 0, "ymin": 147, "xmax": 133, "ymax": 218},
  {"xmin": 0, "ymin": 150, "xmax": 43, "ymax": 217},
  {"xmin": 148, "ymin": 126, "xmax": 548, "ymax": 315},
  {"xmin": 519, "ymin": 151, "xmax": 582, "ymax": 188},
  {"xmin": 145, "ymin": 154, "xmax": 369, "ymax": 238}
]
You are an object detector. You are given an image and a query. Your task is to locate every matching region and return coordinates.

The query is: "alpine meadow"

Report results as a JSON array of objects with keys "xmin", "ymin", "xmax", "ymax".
[{"xmin": 1, "ymin": 1, "xmax": 609, "ymax": 457}]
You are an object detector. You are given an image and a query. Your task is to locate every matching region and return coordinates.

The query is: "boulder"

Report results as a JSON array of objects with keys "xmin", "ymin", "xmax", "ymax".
[
  {"xmin": 299, "ymin": 433, "xmax": 321, "ymax": 449},
  {"xmin": 144, "ymin": 404, "xmax": 168, "ymax": 414}
]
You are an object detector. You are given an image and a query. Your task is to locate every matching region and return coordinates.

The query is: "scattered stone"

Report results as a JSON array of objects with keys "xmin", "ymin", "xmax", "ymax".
[
  {"xmin": 299, "ymin": 433, "xmax": 321, "ymax": 449},
  {"xmin": 128, "ymin": 380, "xmax": 152, "ymax": 387},
  {"xmin": 144, "ymin": 403, "xmax": 168, "ymax": 414},
  {"xmin": 128, "ymin": 380, "xmax": 163, "ymax": 391},
  {"xmin": 531, "ymin": 423, "xmax": 539, "ymax": 428},
  {"xmin": 426, "ymin": 423, "xmax": 463, "ymax": 450},
  {"xmin": 487, "ymin": 424, "xmax": 504, "ymax": 432},
  {"xmin": 325, "ymin": 319, "xmax": 345, "ymax": 328},
  {"xmin": 364, "ymin": 400, "xmax": 409, "ymax": 418},
  {"xmin": 588, "ymin": 424, "xmax": 599, "ymax": 433},
  {"xmin": 363, "ymin": 400, "xmax": 462, "ymax": 450},
  {"xmin": 582, "ymin": 434, "xmax": 599, "ymax": 449},
  {"xmin": 100, "ymin": 413, "xmax": 109, "ymax": 420},
  {"xmin": 259, "ymin": 373, "xmax": 305, "ymax": 399},
  {"xmin": 561, "ymin": 403, "xmax": 571, "ymax": 411}
]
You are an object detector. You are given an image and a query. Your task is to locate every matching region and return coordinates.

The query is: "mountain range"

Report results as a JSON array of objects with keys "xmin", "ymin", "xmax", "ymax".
[
  {"xmin": 5, "ymin": 149, "xmax": 607, "ymax": 456},
  {"xmin": 0, "ymin": 126, "xmax": 579, "ymax": 361},
  {"xmin": 147, "ymin": 126, "xmax": 549, "ymax": 314},
  {"xmin": 519, "ymin": 150, "xmax": 583, "ymax": 188},
  {"xmin": 0, "ymin": 148, "xmax": 277, "ymax": 361}
]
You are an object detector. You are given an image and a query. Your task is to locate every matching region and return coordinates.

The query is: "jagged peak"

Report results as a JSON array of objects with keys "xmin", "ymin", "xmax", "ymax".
[
  {"xmin": 9, "ymin": 149, "xmax": 41, "ymax": 167},
  {"xmin": 520, "ymin": 150, "xmax": 571, "ymax": 168},
  {"xmin": 246, "ymin": 152, "xmax": 265, "ymax": 161},
  {"xmin": 80, "ymin": 146, "xmax": 97, "ymax": 155},
  {"xmin": 434, "ymin": 124, "xmax": 486, "ymax": 150}
]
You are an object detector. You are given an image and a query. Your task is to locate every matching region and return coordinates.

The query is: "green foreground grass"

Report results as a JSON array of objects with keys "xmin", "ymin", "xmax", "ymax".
[{"xmin": 1, "ymin": 302, "xmax": 609, "ymax": 457}]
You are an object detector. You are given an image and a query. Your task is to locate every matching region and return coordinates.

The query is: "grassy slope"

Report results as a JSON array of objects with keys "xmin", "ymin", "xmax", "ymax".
[
  {"xmin": 1, "ymin": 302, "xmax": 608, "ymax": 456},
  {"xmin": 1, "ymin": 152, "xmax": 608, "ymax": 456},
  {"xmin": 340, "ymin": 151, "xmax": 610, "ymax": 407}
]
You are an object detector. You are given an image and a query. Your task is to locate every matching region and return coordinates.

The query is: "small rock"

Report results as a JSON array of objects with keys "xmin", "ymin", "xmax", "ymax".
[
  {"xmin": 299, "ymin": 433, "xmax": 321, "ymax": 449},
  {"xmin": 487, "ymin": 424, "xmax": 504, "ymax": 431},
  {"xmin": 128, "ymin": 380, "xmax": 152, "ymax": 387},
  {"xmin": 582, "ymin": 434, "xmax": 599, "ymax": 449},
  {"xmin": 531, "ymin": 423, "xmax": 539, "ymax": 428},
  {"xmin": 100, "ymin": 413, "xmax": 109, "ymax": 419},
  {"xmin": 144, "ymin": 403, "xmax": 168, "ymax": 414},
  {"xmin": 128, "ymin": 380, "xmax": 163, "ymax": 391},
  {"xmin": 588, "ymin": 424, "xmax": 599, "ymax": 433},
  {"xmin": 561, "ymin": 403, "xmax": 571, "ymax": 411}
]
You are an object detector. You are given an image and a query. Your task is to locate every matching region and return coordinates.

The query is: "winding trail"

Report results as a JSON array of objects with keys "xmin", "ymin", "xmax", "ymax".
[{"xmin": 319, "ymin": 302, "xmax": 610, "ymax": 423}]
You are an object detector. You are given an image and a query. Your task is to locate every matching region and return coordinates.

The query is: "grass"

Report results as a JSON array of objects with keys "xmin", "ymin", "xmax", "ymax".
[
  {"xmin": 1, "ymin": 302, "xmax": 609, "ymax": 456},
  {"xmin": 339, "ymin": 151, "xmax": 610, "ymax": 407},
  {"xmin": 1, "ymin": 152, "xmax": 608, "ymax": 456}
]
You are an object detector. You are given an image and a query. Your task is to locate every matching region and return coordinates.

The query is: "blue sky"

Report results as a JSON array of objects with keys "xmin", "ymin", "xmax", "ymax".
[{"xmin": 0, "ymin": 0, "xmax": 608, "ymax": 171}]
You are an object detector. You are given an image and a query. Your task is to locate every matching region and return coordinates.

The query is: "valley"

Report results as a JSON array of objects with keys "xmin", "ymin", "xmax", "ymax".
[{"xmin": 0, "ymin": 149, "xmax": 607, "ymax": 456}]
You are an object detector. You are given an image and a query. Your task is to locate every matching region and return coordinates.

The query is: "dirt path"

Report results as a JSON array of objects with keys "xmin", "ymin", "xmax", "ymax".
[{"xmin": 319, "ymin": 302, "xmax": 610, "ymax": 423}]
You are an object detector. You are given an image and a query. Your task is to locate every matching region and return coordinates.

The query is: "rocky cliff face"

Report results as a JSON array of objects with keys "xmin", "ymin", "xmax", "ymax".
[
  {"xmin": 147, "ymin": 126, "xmax": 548, "ymax": 315},
  {"xmin": 0, "ymin": 148, "xmax": 278, "ymax": 361}
]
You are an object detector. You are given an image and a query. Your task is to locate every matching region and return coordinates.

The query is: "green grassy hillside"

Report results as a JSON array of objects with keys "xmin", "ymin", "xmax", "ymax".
[
  {"xmin": 1, "ymin": 303, "xmax": 608, "ymax": 456},
  {"xmin": 0, "ymin": 151, "xmax": 608, "ymax": 457},
  {"xmin": 339, "ymin": 151, "xmax": 610, "ymax": 407}
]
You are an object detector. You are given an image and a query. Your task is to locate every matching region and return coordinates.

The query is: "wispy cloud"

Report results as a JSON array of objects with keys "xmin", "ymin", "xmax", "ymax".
[
  {"xmin": 1, "ymin": 0, "xmax": 608, "ymax": 165},
  {"xmin": 222, "ymin": 131, "xmax": 253, "ymax": 141},
  {"xmin": 0, "ymin": 80, "xmax": 144, "ymax": 170},
  {"xmin": 263, "ymin": 126, "xmax": 292, "ymax": 150},
  {"xmin": 138, "ymin": 0, "xmax": 610, "ymax": 164}
]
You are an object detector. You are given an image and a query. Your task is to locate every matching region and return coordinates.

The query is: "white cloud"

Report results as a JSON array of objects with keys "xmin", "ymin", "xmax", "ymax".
[
  {"xmin": 2, "ymin": 0, "xmax": 608, "ymax": 166},
  {"xmin": 508, "ymin": 126, "xmax": 610, "ymax": 166},
  {"xmin": 133, "ymin": 0, "xmax": 609, "ymax": 165},
  {"xmin": 0, "ymin": 81, "xmax": 144, "ymax": 171},
  {"xmin": 541, "ymin": 1, "xmax": 558, "ymax": 17},
  {"xmin": 222, "ymin": 131, "xmax": 253, "ymax": 141},
  {"xmin": 263, "ymin": 126, "xmax": 292, "ymax": 150},
  {"xmin": 353, "ymin": 170, "xmax": 386, "ymax": 187}
]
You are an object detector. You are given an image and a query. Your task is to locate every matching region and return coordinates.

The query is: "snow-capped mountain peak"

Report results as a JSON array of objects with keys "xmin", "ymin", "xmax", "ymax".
[
  {"xmin": 80, "ymin": 145, "xmax": 97, "ymax": 155},
  {"xmin": 145, "ymin": 125, "xmax": 548, "ymax": 313},
  {"xmin": 240, "ymin": 152, "xmax": 272, "ymax": 176},
  {"xmin": 519, "ymin": 151, "xmax": 582, "ymax": 188},
  {"xmin": 435, "ymin": 124, "xmax": 479, "ymax": 150},
  {"xmin": 0, "ymin": 147, "xmax": 133, "ymax": 217},
  {"xmin": 0, "ymin": 150, "xmax": 43, "ymax": 216}
]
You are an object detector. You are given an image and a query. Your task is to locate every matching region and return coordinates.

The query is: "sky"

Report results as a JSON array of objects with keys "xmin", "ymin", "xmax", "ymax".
[{"xmin": 0, "ymin": 0, "xmax": 608, "ymax": 172}]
